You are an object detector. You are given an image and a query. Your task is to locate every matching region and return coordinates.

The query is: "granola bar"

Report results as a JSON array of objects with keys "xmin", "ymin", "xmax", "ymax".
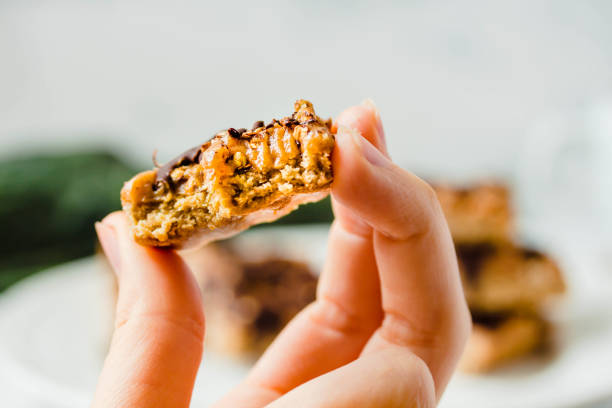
[
  {"xmin": 459, "ymin": 313, "xmax": 548, "ymax": 373},
  {"xmin": 121, "ymin": 100, "xmax": 334, "ymax": 248},
  {"xmin": 457, "ymin": 243, "xmax": 565, "ymax": 314},
  {"xmin": 435, "ymin": 184, "xmax": 513, "ymax": 244},
  {"xmin": 182, "ymin": 244, "xmax": 317, "ymax": 357}
]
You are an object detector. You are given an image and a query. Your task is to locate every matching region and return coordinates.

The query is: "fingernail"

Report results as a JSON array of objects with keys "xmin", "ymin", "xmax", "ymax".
[
  {"xmin": 361, "ymin": 99, "xmax": 387, "ymax": 151},
  {"xmin": 361, "ymin": 98, "xmax": 379, "ymax": 113},
  {"xmin": 352, "ymin": 132, "xmax": 392, "ymax": 168},
  {"xmin": 95, "ymin": 221, "xmax": 121, "ymax": 273}
]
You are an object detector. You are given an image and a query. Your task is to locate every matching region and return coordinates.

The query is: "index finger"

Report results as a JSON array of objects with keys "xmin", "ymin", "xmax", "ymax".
[{"xmin": 332, "ymin": 127, "xmax": 471, "ymax": 397}]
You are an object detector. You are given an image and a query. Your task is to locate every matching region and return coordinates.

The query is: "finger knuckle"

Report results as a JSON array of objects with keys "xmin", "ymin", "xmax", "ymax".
[
  {"xmin": 116, "ymin": 311, "xmax": 205, "ymax": 344},
  {"xmin": 308, "ymin": 296, "xmax": 374, "ymax": 336},
  {"xmin": 379, "ymin": 311, "xmax": 442, "ymax": 350}
]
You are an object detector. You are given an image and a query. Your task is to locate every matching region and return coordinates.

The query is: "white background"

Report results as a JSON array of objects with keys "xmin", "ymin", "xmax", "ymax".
[{"xmin": 1, "ymin": 0, "xmax": 611, "ymax": 180}]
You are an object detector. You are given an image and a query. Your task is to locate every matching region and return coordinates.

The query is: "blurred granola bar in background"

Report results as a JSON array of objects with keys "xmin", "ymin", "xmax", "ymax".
[
  {"xmin": 183, "ymin": 242, "xmax": 317, "ymax": 358},
  {"xmin": 182, "ymin": 182, "xmax": 565, "ymax": 373},
  {"xmin": 434, "ymin": 183, "xmax": 565, "ymax": 373}
]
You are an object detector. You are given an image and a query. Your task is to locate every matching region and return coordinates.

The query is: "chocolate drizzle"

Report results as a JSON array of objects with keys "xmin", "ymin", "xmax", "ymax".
[
  {"xmin": 254, "ymin": 308, "xmax": 281, "ymax": 332},
  {"xmin": 152, "ymin": 105, "xmax": 319, "ymax": 191},
  {"xmin": 227, "ymin": 128, "xmax": 241, "ymax": 138},
  {"xmin": 154, "ymin": 144, "xmax": 204, "ymax": 189},
  {"xmin": 456, "ymin": 242, "xmax": 497, "ymax": 282},
  {"xmin": 280, "ymin": 117, "xmax": 299, "ymax": 127},
  {"xmin": 521, "ymin": 248, "xmax": 543, "ymax": 260},
  {"xmin": 228, "ymin": 127, "xmax": 251, "ymax": 139},
  {"xmin": 236, "ymin": 259, "xmax": 317, "ymax": 335},
  {"xmin": 471, "ymin": 311, "xmax": 509, "ymax": 329}
]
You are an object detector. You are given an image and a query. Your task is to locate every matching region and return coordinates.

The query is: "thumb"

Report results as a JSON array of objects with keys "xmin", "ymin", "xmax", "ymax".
[
  {"xmin": 331, "ymin": 127, "xmax": 470, "ymax": 397},
  {"xmin": 92, "ymin": 212, "xmax": 204, "ymax": 408}
]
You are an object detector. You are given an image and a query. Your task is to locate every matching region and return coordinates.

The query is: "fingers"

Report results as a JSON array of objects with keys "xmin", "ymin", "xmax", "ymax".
[
  {"xmin": 218, "ymin": 101, "xmax": 468, "ymax": 405},
  {"xmin": 91, "ymin": 212, "xmax": 204, "ymax": 408},
  {"xmin": 217, "ymin": 103, "xmax": 386, "ymax": 400},
  {"xmin": 217, "ymin": 224, "xmax": 382, "ymax": 407},
  {"xmin": 332, "ymin": 129, "xmax": 471, "ymax": 397},
  {"xmin": 266, "ymin": 347, "xmax": 435, "ymax": 408}
]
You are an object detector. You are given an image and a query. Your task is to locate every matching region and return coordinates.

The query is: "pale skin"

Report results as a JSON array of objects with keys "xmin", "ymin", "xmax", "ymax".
[{"xmin": 92, "ymin": 101, "xmax": 471, "ymax": 408}]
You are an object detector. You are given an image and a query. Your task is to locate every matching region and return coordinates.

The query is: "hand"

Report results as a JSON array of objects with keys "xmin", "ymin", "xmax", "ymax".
[{"xmin": 92, "ymin": 101, "xmax": 471, "ymax": 408}]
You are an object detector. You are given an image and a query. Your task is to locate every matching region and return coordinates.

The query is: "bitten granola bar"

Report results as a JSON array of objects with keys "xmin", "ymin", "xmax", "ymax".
[{"xmin": 121, "ymin": 100, "xmax": 334, "ymax": 248}]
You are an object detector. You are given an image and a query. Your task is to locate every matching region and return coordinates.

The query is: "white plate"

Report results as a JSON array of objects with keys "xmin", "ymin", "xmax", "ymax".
[{"xmin": 0, "ymin": 226, "xmax": 611, "ymax": 407}]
